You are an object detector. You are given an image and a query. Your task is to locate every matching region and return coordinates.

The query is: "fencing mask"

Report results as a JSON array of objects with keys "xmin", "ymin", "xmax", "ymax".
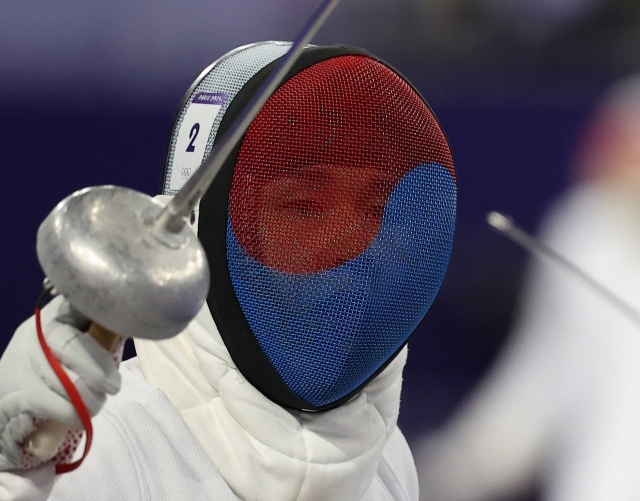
[{"xmin": 160, "ymin": 41, "xmax": 457, "ymax": 411}]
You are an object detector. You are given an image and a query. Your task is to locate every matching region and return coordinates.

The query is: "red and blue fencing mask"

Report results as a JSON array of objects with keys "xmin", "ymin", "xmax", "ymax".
[{"xmin": 161, "ymin": 42, "xmax": 457, "ymax": 411}]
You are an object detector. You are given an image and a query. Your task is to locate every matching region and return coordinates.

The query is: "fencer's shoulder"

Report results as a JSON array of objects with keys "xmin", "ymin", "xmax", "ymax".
[
  {"xmin": 105, "ymin": 356, "xmax": 160, "ymax": 407},
  {"xmin": 541, "ymin": 182, "xmax": 632, "ymax": 250},
  {"xmin": 361, "ymin": 427, "xmax": 419, "ymax": 501},
  {"xmin": 50, "ymin": 357, "xmax": 237, "ymax": 501}
]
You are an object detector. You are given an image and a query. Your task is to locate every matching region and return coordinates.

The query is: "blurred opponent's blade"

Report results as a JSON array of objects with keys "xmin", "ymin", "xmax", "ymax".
[{"xmin": 487, "ymin": 210, "xmax": 640, "ymax": 328}]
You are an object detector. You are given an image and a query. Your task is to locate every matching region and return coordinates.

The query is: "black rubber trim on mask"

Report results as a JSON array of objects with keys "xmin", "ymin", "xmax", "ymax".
[{"xmin": 198, "ymin": 44, "xmax": 450, "ymax": 411}]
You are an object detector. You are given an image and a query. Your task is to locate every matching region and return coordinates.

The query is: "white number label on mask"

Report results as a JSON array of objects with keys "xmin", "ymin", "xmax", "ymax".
[{"xmin": 169, "ymin": 92, "xmax": 228, "ymax": 192}]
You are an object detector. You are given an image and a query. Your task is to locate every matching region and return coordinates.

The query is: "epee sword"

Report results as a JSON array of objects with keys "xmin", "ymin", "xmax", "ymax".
[{"xmin": 28, "ymin": 0, "xmax": 342, "ymax": 464}]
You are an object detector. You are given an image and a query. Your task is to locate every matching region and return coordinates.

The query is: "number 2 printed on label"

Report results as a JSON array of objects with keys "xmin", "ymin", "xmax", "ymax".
[
  {"xmin": 169, "ymin": 92, "xmax": 227, "ymax": 192},
  {"xmin": 187, "ymin": 123, "xmax": 200, "ymax": 152}
]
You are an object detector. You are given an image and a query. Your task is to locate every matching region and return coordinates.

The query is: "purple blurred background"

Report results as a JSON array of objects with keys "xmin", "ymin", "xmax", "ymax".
[{"xmin": 1, "ymin": 2, "xmax": 638, "ymax": 495}]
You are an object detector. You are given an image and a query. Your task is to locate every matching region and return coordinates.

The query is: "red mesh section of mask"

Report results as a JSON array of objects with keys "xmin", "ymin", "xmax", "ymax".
[{"xmin": 229, "ymin": 55, "xmax": 454, "ymax": 274}]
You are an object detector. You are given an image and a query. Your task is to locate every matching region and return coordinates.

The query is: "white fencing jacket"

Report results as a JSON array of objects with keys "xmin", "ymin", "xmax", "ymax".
[{"xmin": 2, "ymin": 305, "xmax": 418, "ymax": 501}]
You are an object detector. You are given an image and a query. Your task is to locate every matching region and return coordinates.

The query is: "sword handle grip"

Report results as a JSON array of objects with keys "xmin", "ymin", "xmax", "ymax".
[{"xmin": 22, "ymin": 323, "xmax": 121, "ymax": 462}]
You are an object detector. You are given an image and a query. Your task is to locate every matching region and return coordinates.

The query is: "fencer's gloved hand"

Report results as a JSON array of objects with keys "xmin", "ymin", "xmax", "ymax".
[{"xmin": 0, "ymin": 296, "xmax": 121, "ymax": 471}]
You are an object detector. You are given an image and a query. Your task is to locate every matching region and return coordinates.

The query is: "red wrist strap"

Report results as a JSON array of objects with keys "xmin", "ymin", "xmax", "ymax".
[{"xmin": 35, "ymin": 306, "xmax": 93, "ymax": 474}]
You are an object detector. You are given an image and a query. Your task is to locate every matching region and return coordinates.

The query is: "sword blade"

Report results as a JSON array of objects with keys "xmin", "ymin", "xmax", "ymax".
[{"xmin": 155, "ymin": 0, "xmax": 342, "ymax": 233}]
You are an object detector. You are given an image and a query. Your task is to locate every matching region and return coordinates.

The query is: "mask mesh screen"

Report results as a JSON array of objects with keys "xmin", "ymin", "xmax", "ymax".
[{"xmin": 227, "ymin": 55, "xmax": 456, "ymax": 407}]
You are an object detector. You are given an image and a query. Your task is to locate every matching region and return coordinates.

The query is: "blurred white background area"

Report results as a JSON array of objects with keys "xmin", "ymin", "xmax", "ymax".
[{"xmin": 415, "ymin": 74, "xmax": 640, "ymax": 501}]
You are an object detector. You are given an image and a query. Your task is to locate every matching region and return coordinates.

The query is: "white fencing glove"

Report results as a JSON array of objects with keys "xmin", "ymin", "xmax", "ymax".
[{"xmin": 0, "ymin": 295, "xmax": 121, "ymax": 471}]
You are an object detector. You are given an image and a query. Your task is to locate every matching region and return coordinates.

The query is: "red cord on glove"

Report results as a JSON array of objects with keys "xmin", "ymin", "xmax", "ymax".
[{"xmin": 34, "ymin": 306, "xmax": 93, "ymax": 474}]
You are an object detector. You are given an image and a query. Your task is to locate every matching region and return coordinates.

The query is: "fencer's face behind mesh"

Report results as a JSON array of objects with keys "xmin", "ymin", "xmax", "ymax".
[
  {"xmin": 165, "ymin": 43, "xmax": 457, "ymax": 411},
  {"xmin": 250, "ymin": 164, "xmax": 393, "ymax": 273},
  {"xmin": 230, "ymin": 55, "xmax": 455, "ymax": 274}
]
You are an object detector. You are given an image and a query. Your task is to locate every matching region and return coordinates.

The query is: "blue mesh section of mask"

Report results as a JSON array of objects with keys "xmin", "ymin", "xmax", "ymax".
[{"xmin": 226, "ymin": 162, "xmax": 456, "ymax": 407}]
